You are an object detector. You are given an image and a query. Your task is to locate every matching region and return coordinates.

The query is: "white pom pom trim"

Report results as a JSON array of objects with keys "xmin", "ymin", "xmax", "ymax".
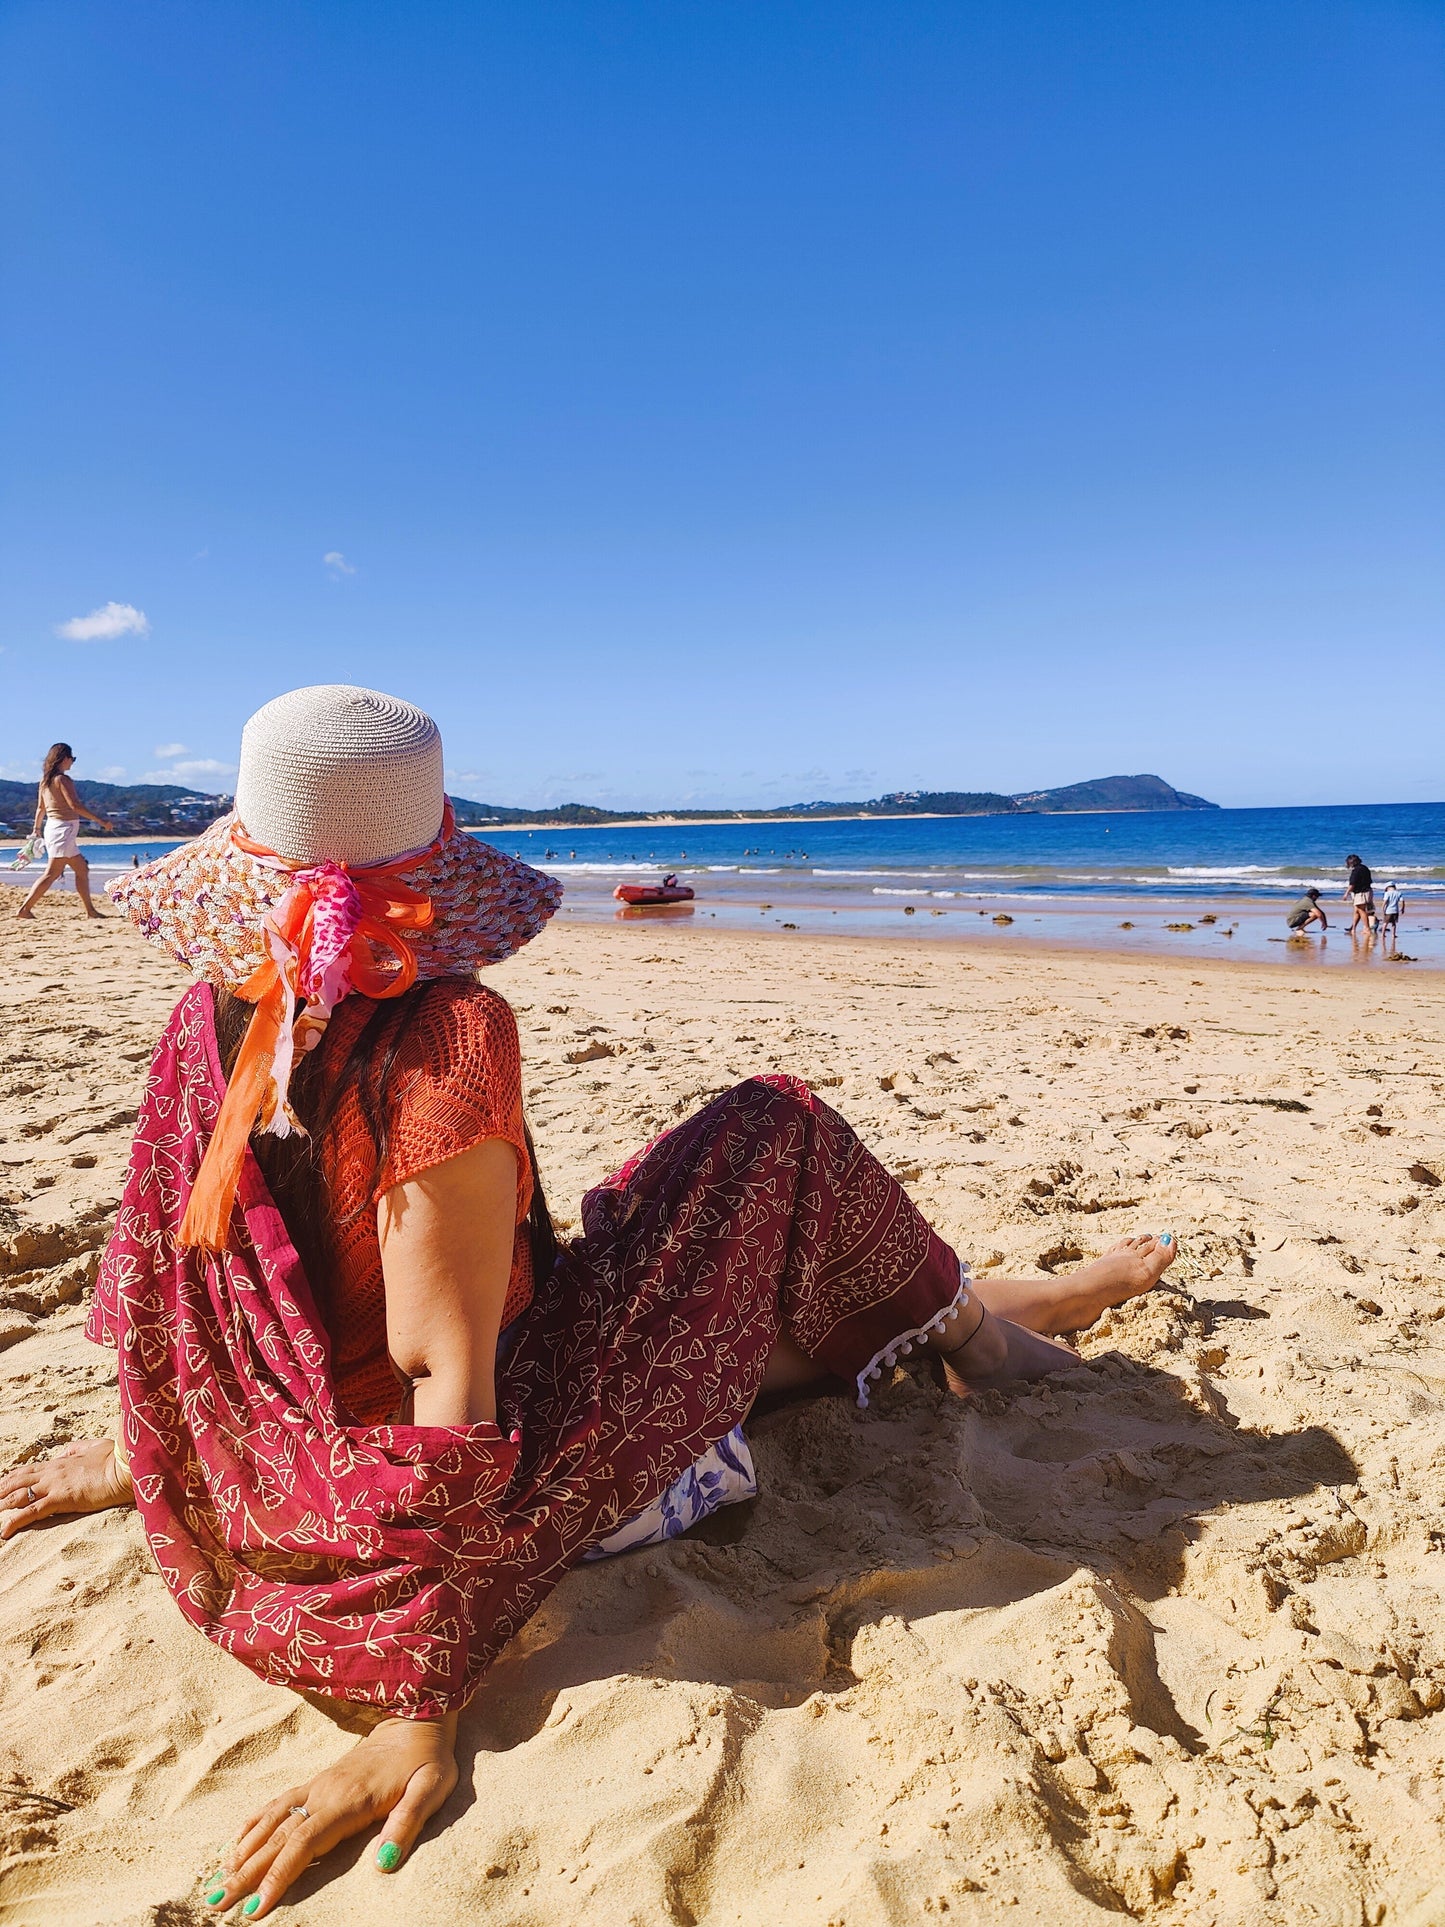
[{"xmin": 855, "ymin": 1258, "xmax": 973, "ymax": 1409}]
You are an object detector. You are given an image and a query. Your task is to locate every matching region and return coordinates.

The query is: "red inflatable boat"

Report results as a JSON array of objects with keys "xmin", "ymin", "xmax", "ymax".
[{"xmin": 614, "ymin": 874, "xmax": 695, "ymax": 906}]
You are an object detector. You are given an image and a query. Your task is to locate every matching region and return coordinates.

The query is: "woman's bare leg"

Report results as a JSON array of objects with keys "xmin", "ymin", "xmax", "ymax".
[
  {"xmin": 971, "ymin": 1234, "xmax": 1175, "ymax": 1336},
  {"xmin": 15, "ymin": 858, "xmax": 66, "ymax": 918},
  {"xmin": 926, "ymin": 1301, "xmax": 1077, "ymax": 1393},
  {"xmin": 760, "ymin": 1330, "xmax": 828, "ymax": 1393},
  {"xmin": 69, "ymin": 852, "xmax": 101, "ymax": 916},
  {"xmin": 760, "ymin": 1301, "xmax": 1078, "ymax": 1401}
]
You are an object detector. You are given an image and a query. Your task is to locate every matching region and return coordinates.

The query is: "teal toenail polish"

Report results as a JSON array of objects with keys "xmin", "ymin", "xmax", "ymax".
[
  {"xmin": 242, "ymin": 1899, "xmax": 262, "ymax": 1918},
  {"xmin": 204, "ymin": 1890, "xmax": 227, "ymax": 1908},
  {"xmin": 376, "ymin": 1840, "xmax": 402, "ymax": 1872},
  {"xmin": 1161, "ymin": 1232, "xmax": 1173, "ymax": 1245}
]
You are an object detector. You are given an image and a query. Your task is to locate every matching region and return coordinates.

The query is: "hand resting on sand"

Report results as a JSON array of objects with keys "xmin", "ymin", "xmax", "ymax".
[
  {"xmin": 0, "ymin": 1436, "xmax": 133, "ymax": 1538},
  {"xmin": 201, "ymin": 1714, "xmax": 460, "ymax": 1918}
]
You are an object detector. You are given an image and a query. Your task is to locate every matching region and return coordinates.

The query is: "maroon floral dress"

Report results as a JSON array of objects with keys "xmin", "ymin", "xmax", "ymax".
[{"xmin": 89, "ymin": 983, "xmax": 970, "ymax": 1717}]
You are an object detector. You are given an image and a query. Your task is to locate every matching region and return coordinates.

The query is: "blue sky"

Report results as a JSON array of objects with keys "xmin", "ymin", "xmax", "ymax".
[{"xmin": 3, "ymin": 0, "xmax": 1442, "ymax": 810}]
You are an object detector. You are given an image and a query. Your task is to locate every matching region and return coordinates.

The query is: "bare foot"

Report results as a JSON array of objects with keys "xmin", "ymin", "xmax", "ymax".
[
  {"xmin": 203, "ymin": 1715, "xmax": 459, "ymax": 1917},
  {"xmin": 934, "ymin": 1303, "xmax": 1077, "ymax": 1396},
  {"xmin": 1061, "ymin": 1233, "xmax": 1176, "ymax": 1327},
  {"xmin": 13, "ymin": 910, "xmax": 34, "ymax": 921},
  {"xmin": 970, "ymin": 1233, "xmax": 1177, "ymax": 1337}
]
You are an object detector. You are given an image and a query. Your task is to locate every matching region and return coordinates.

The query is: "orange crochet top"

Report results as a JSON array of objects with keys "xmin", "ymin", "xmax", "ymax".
[{"xmin": 312, "ymin": 978, "xmax": 534, "ymax": 1424}]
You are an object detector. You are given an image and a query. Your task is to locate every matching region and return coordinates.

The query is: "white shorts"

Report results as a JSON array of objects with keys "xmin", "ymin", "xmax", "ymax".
[
  {"xmin": 1352, "ymin": 891, "xmax": 1371, "ymax": 907},
  {"xmin": 43, "ymin": 817, "xmax": 81, "ymax": 860}
]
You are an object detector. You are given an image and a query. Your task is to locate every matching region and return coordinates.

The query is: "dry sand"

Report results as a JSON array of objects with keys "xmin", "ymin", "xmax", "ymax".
[{"xmin": 2, "ymin": 890, "xmax": 1444, "ymax": 1926}]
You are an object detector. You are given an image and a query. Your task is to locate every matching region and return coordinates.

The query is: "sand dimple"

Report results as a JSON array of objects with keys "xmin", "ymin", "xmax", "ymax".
[{"xmin": 2, "ymin": 890, "xmax": 1444, "ymax": 1924}]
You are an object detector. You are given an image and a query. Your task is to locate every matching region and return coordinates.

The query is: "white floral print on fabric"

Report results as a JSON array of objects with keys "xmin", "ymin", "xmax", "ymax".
[{"xmin": 583, "ymin": 1426, "xmax": 757, "ymax": 1560}]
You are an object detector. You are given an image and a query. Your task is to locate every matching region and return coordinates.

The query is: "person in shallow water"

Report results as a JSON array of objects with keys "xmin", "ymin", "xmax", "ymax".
[
  {"xmin": 0, "ymin": 685, "xmax": 1177, "ymax": 1918},
  {"xmin": 1286, "ymin": 887, "xmax": 1328, "ymax": 934},
  {"xmin": 1343, "ymin": 853, "xmax": 1375, "ymax": 938}
]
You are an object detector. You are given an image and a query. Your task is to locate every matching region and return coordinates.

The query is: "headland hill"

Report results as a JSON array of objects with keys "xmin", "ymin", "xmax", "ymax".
[{"xmin": 0, "ymin": 771, "xmax": 1217, "ymax": 838}]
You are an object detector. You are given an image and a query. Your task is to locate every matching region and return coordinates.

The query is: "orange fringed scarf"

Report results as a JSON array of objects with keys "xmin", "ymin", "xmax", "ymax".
[{"xmin": 178, "ymin": 806, "xmax": 453, "ymax": 1250}]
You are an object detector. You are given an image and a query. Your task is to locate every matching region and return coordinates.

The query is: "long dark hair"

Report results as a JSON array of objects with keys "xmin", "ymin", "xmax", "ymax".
[
  {"xmin": 41, "ymin": 742, "xmax": 73, "ymax": 785},
  {"xmin": 214, "ymin": 983, "xmax": 558, "ymax": 1304}
]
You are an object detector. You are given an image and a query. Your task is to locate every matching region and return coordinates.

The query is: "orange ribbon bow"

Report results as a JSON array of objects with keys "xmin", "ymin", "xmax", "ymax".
[{"xmin": 179, "ymin": 808, "xmax": 449, "ymax": 1251}]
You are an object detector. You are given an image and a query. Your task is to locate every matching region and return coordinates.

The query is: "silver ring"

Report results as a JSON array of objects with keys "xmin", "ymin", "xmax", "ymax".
[
  {"xmin": 289, "ymin": 1805, "xmax": 309, "ymax": 1820},
  {"xmin": 24, "ymin": 1486, "xmax": 35, "ymax": 1504}
]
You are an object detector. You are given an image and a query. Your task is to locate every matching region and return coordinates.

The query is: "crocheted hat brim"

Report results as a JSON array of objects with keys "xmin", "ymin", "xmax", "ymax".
[{"xmin": 107, "ymin": 812, "xmax": 562, "ymax": 988}]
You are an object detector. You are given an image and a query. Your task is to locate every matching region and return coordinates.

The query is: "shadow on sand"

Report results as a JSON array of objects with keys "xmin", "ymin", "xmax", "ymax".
[{"xmin": 458, "ymin": 1348, "xmax": 1357, "ymax": 1767}]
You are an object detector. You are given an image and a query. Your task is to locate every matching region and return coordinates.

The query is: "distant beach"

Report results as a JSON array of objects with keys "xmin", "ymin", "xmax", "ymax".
[{"xmin": 23, "ymin": 799, "xmax": 1443, "ymax": 970}]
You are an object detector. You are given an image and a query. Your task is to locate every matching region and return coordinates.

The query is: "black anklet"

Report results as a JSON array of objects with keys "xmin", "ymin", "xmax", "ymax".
[{"xmin": 937, "ymin": 1298, "xmax": 989, "ymax": 1359}]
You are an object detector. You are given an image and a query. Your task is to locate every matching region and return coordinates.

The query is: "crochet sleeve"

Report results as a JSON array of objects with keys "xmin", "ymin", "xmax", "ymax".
[{"xmin": 375, "ymin": 981, "xmax": 532, "ymax": 1225}]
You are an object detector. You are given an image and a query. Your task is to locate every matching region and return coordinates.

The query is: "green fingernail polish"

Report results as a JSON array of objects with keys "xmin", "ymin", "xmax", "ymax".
[
  {"xmin": 376, "ymin": 1840, "xmax": 402, "ymax": 1872},
  {"xmin": 242, "ymin": 1899, "xmax": 262, "ymax": 1918},
  {"xmin": 204, "ymin": 1889, "xmax": 227, "ymax": 1908}
]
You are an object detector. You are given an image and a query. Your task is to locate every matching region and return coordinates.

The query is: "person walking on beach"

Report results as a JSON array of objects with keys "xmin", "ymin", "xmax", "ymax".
[
  {"xmin": 1381, "ymin": 880, "xmax": 1404, "ymax": 947},
  {"xmin": 14, "ymin": 742, "xmax": 114, "ymax": 919},
  {"xmin": 1286, "ymin": 887, "xmax": 1327, "ymax": 935},
  {"xmin": 1343, "ymin": 854, "xmax": 1375, "ymax": 939},
  {"xmin": 0, "ymin": 686, "xmax": 1178, "ymax": 1919}
]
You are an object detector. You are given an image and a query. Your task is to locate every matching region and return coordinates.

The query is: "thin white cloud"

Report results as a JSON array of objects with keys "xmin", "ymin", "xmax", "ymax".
[
  {"xmin": 96, "ymin": 765, "xmax": 128, "ymax": 782},
  {"xmin": 154, "ymin": 742, "xmax": 189, "ymax": 759},
  {"xmin": 143, "ymin": 757, "xmax": 236, "ymax": 787},
  {"xmin": 323, "ymin": 551, "xmax": 356, "ymax": 577},
  {"xmin": 55, "ymin": 601, "xmax": 150, "ymax": 642}
]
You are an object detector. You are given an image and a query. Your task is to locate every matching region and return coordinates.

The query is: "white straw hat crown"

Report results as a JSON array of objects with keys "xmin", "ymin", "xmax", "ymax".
[{"xmin": 234, "ymin": 684, "xmax": 445, "ymax": 867}]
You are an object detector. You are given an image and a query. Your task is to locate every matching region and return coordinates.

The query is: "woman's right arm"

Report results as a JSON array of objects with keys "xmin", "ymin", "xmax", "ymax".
[
  {"xmin": 377, "ymin": 1138, "xmax": 519, "ymax": 1427},
  {"xmin": 55, "ymin": 773, "xmax": 112, "ymax": 829}
]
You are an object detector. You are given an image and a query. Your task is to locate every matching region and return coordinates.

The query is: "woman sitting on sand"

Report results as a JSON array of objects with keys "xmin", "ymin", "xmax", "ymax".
[
  {"xmin": 0, "ymin": 686, "xmax": 1175, "ymax": 1919},
  {"xmin": 15, "ymin": 741, "xmax": 114, "ymax": 919}
]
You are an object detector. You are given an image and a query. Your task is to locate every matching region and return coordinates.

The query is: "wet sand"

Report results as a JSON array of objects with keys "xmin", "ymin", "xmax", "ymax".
[{"xmin": 553, "ymin": 877, "xmax": 1445, "ymax": 971}]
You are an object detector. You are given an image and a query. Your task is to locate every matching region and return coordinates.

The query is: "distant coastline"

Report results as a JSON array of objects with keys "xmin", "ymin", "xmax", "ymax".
[
  {"xmin": 0, "ymin": 770, "xmax": 1215, "ymax": 838},
  {"xmin": 14, "ymin": 797, "xmax": 1444, "ymax": 971},
  {"xmin": 66, "ymin": 809, "xmax": 1175, "ymax": 843}
]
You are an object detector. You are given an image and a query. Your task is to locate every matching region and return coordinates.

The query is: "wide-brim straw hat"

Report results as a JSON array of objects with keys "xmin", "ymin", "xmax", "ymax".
[
  {"xmin": 110, "ymin": 686, "xmax": 562, "ymax": 1250},
  {"xmin": 109, "ymin": 683, "xmax": 562, "ymax": 987}
]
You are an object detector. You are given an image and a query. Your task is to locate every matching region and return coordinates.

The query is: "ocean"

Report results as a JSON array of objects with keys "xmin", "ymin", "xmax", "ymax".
[{"xmin": 9, "ymin": 799, "xmax": 1444, "ymax": 969}]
